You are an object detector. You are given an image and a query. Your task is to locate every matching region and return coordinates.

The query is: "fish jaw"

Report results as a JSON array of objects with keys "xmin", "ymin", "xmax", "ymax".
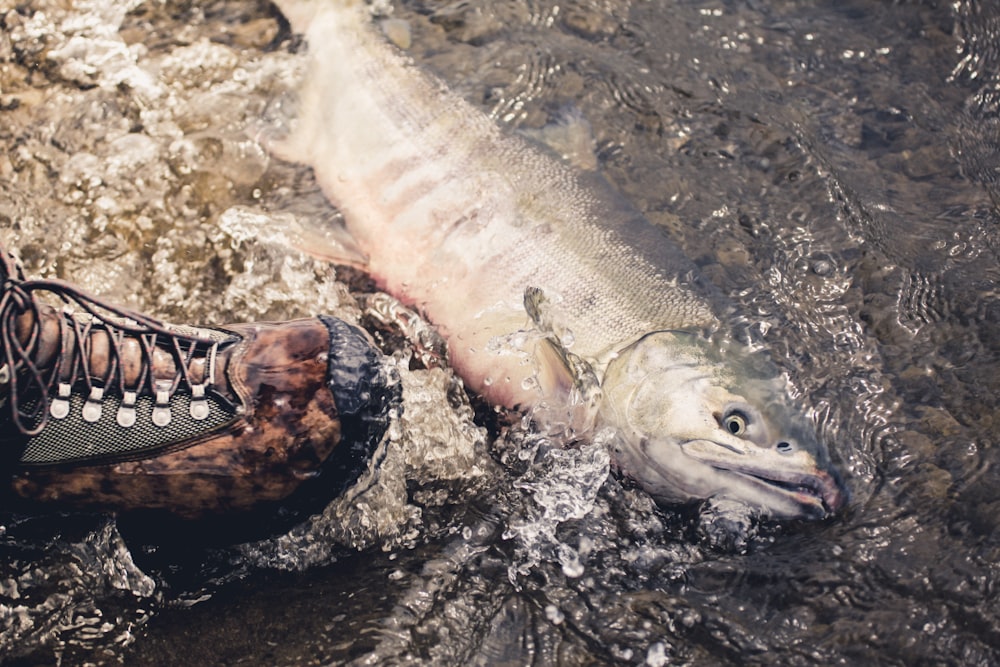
[
  {"xmin": 598, "ymin": 331, "xmax": 848, "ymax": 520},
  {"xmin": 610, "ymin": 437, "xmax": 837, "ymax": 519},
  {"xmin": 271, "ymin": 1, "xmax": 848, "ymax": 518},
  {"xmin": 679, "ymin": 439, "xmax": 847, "ymax": 518}
]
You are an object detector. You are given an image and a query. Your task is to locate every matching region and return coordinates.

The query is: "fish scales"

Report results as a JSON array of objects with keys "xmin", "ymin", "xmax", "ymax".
[
  {"xmin": 273, "ymin": 0, "xmax": 848, "ymax": 519},
  {"xmin": 279, "ymin": 2, "xmax": 717, "ymax": 403}
]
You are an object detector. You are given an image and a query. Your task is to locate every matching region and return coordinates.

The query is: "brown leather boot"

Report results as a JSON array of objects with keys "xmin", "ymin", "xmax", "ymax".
[{"xmin": 0, "ymin": 247, "xmax": 399, "ymax": 525}]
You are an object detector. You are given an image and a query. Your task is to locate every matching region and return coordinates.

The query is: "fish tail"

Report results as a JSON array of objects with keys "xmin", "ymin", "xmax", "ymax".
[
  {"xmin": 269, "ymin": 0, "xmax": 373, "ymax": 167},
  {"xmin": 273, "ymin": 0, "xmax": 365, "ymax": 35}
]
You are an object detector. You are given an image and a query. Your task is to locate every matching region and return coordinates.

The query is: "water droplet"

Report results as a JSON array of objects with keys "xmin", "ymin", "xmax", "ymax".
[
  {"xmin": 646, "ymin": 641, "xmax": 669, "ymax": 667},
  {"xmin": 545, "ymin": 604, "xmax": 564, "ymax": 624},
  {"xmin": 812, "ymin": 259, "xmax": 834, "ymax": 276}
]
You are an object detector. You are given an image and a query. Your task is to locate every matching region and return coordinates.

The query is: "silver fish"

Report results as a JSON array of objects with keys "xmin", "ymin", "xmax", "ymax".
[{"xmin": 272, "ymin": 0, "xmax": 846, "ymax": 519}]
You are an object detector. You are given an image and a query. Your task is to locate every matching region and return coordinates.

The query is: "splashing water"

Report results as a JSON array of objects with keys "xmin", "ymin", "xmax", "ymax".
[
  {"xmin": 0, "ymin": 518, "xmax": 155, "ymax": 661},
  {"xmin": 240, "ymin": 358, "xmax": 491, "ymax": 571},
  {"xmin": 503, "ymin": 427, "xmax": 612, "ymax": 582},
  {"xmin": 4, "ymin": 0, "xmax": 1000, "ymax": 664}
]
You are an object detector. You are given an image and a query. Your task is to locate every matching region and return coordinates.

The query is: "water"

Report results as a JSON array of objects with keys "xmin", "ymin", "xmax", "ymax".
[{"xmin": 1, "ymin": 0, "xmax": 999, "ymax": 664}]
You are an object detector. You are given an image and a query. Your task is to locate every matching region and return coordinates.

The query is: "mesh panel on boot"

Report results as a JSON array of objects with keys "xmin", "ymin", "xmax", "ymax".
[{"xmin": 16, "ymin": 389, "xmax": 238, "ymax": 466}]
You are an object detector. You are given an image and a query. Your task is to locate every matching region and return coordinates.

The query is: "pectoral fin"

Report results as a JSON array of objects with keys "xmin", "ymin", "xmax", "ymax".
[
  {"xmin": 524, "ymin": 285, "xmax": 573, "ymax": 344},
  {"xmin": 524, "ymin": 287, "xmax": 602, "ymax": 431},
  {"xmin": 284, "ymin": 216, "xmax": 369, "ymax": 269},
  {"xmin": 218, "ymin": 207, "xmax": 369, "ymax": 268}
]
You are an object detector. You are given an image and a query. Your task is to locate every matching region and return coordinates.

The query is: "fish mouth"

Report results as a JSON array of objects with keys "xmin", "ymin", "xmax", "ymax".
[
  {"xmin": 680, "ymin": 439, "xmax": 848, "ymax": 519},
  {"xmin": 724, "ymin": 467, "xmax": 847, "ymax": 519}
]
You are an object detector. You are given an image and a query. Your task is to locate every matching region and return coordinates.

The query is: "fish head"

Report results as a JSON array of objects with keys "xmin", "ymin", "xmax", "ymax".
[{"xmin": 598, "ymin": 331, "xmax": 847, "ymax": 519}]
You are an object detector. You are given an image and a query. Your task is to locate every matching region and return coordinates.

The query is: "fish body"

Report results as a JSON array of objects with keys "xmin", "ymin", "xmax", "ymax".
[{"xmin": 274, "ymin": 0, "xmax": 846, "ymax": 519}]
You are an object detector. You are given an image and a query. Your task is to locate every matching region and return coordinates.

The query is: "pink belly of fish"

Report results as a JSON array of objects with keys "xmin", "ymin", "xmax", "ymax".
[{"xmin": 275, "ymin": 3, "xmax": 717, "ymax": 410}]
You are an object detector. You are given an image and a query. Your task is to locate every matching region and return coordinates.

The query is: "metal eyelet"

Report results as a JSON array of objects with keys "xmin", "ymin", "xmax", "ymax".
[
  {"xmin": 189, "ymin": 383, "xmax": 210, "ymax": 420},
  {"xmin": 50, "ymin": 382, "xmax": 72, "ymax": 419},
  {"xmin": 152, "ymin": 381, "xmax": 172, "ymax": 427},
  {"xmin": 117, "ymin": 390, "xmax": 137, "ymax": 428},
  {"xmin": 82, "ymin": 386, "xmax": 104, "ymax": 423}
]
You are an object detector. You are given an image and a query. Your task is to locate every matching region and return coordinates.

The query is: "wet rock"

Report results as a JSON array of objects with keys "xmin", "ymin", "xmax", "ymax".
[
  {"xmin": 380, "ymin": 18, "xmax": 412, "ymax": 50},
  {"xmin": 429, "ymin": 3, "xmax": 505, "ymax": 45},
  {"xmin": 895, "ymin": 429, "xmax": 936, "ymax": 460},
  {"xmin": 915, "ymin": 405, "xmax": 964, "ymax": 440},
  {"xmin": 223, "ymin": 17, "xmax": 280, "ymax": 49},
  {"xmin": 560, "ymin": 5, "xmax": 623, "ymax": 40}
]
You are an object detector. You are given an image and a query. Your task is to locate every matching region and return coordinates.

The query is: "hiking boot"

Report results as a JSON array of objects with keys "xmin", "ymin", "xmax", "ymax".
[{"xmin": 0, "ymin": 247, "xmax": 399, "ymax": 523}]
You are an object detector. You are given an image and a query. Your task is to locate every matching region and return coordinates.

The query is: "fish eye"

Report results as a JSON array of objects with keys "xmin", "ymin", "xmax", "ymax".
[{"xmin": 722, "ymin": 410, "xmax": 748, "ymax": 436}]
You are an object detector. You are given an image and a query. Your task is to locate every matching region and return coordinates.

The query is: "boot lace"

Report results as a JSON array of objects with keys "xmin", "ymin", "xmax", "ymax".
[{"xmin": 1, "ymin": 251, "xmax": 231, "ymax": 437}]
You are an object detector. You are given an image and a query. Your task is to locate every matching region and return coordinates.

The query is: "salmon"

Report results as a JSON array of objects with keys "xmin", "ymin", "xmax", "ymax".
[{"xmin": 272, "ymin": 0, "xmax": 846, "ymax": 519}]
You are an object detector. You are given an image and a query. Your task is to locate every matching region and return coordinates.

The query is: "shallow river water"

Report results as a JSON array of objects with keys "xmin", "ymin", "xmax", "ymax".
[{"xmin": 1, "ymin": 0, "xmax": 999, "ymax": 664}]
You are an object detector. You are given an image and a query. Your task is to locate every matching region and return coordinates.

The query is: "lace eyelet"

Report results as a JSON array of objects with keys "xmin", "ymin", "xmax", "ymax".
[
  {"xmin": 190, "ymin": 383, "xmax": 210, "ymax": 420},
  {"xmin": 50, "ymin": 383, "xmax": 72, "ymax": 420},
  {"xmin": 117, "ymin": 390, "xmax": 137, "ymax": 428},
  {"xmin": 82, "ymin": 386, "xmax": 104, "ymax": 423},
  {"xmin": 152, "ymin": 381, "xmax": 172, "ymax": 427}
]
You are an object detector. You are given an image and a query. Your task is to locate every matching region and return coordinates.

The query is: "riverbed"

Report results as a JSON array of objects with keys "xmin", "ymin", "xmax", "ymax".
[{"xmin": 1, "ymin": 0, "xmax": 998, "ymax": 664}]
